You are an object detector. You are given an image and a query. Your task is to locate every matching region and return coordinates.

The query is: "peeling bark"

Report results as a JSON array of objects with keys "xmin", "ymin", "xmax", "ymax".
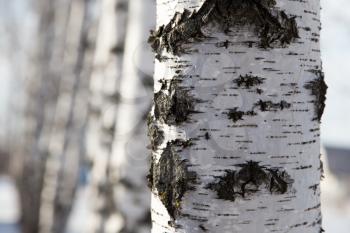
[
  {"xmin": 149, "ymin": 141, "xmax": 198, "ymax": 220},
  {"xmin": 154, "ymin": 81, "xmax": 198, "ymax": 125},
  {"xmin": 147, "ymin": 116, "xmax": 165, "ymax": 151},
  {"xmin": 304, "ymin": 70, "xmax": 328, "ymax": 122},
  {"xmin": 149, "ymin": 0, "xmax": 299, "ymax": 60}
]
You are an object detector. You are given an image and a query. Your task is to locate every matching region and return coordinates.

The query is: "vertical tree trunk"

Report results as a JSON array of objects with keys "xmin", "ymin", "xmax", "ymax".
[
  {"xmin": 38, "ymin": 0, "xmax": 98, "ymax": 232},
  {"xmin": 148, "ymin": 1, "xmax": 326, "ymax": 232},
  {"xmin": 17, "ymin": 0, "xmax": 71, "ymax": 232},
  {"xmin": 87, "ymin": 0, "xmax": 129, "ymax": 232},
  {"xmin": 110, "ymin": 0, "xmax": 155, "ymax": 232},
  {"xmin": 56, "ymin": 0, "xmax": 99, "ymax": 231}
]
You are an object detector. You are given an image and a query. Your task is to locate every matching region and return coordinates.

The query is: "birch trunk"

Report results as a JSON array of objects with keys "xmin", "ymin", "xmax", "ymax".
[
  {"xmin": 38, "ymin": 0, "xmax": 97, "ymax": 232},
  {"xmin": 110, "ymin": 0, "xmax": 155, "ymax": 232},
  {"xmin": 148, "ymin": 0, "xmax": 326, "ymax": 232},
  {"xmin": 87, "ymin": 0, "xmax": 129, "ymax": 231},
  {"xmin": 17, "ymin": 1, "xmax": 71, "ymax": 232}
]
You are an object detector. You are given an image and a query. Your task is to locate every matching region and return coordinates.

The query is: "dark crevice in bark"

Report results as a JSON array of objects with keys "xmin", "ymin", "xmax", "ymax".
[
  {"xmin": 154, "ymin": 79, "xmax": 199, "ymax": 125},
  {"xmin": 148, "ymin": 0, "xmax": 299, "ymax": 60},
  {"xmin": 147, "ymin": 114, "xmax": 165, "ymax": 150},
  {"xmin": 148, "ymin": 140, "xmax": 198, "ymax": 220},
  {"xmin": 206, "ymin": 161, "xmax": 293, "ymax": 201},
  {"xmin": 304, "ymin": 69, "xmax": 327, "ymax": 122}
]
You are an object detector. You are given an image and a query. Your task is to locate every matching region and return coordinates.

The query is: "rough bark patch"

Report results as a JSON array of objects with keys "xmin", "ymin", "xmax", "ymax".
[
  {"xmin": 148, "ymin": 140, "xmax": 197, "ymax": 219},
  {"xmin": 234, "ymin": 74, "xmax": 265, "ymax": 88},
  {"xmin": 148, "ymin": 0, "xmax": 299, "ymax": 60},
  {"xmin": 304, "ymin": 70, "xmax": 327, "ymax": 122},
  {"xmin": 206, "ymin": 161, "xmax": 293, "ymax": 201},
  {"xmin": 154, "ymin": 80, "xmax": 197, "ymax": 125},
  {"xmin": 147, "ymin": 114, "xmax": 165, "ymax": 150}
]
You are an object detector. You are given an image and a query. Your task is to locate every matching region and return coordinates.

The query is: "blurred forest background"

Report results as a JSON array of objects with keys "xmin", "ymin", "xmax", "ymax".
[{"xmin": 0, "ymin": 0, "xmax": 350, "ymax": 233}]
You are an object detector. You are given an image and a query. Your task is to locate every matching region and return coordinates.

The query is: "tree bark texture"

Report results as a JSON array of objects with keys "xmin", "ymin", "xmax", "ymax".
[{"xmin": 148, "ymin": 0, "xmax": 326, "ymax": 232}]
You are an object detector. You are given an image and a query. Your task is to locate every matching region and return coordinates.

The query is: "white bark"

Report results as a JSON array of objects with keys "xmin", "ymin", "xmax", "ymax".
[
  {"xmin": 87, "ymin": 0, "xmax": 129, "ymax": 232},
  {"xmin": 149, "ymin": 1, "xmax": 324, "ymax": 232},
  {"xmin": 110, "ymin": 0, "xmax": 155, "ymax": 232}
]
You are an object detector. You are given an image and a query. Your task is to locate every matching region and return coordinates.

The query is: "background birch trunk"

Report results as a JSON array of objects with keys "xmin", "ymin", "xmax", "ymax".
[
  {"xmin": 17, "ymin": 0, "xmax": 72, "ymax": 232},
  {"xmin": 110, "ymin": 0, "xmax": 155, "ymax": 231},
  {"xmin": 148, "ymin": 0, "xmax": 326, "ymax": 232},
  {"xmin": 86, "ymin": 0, "xmax": 129, "ymax": 231},
  {"xmin": 38, "ymin": 0, "xmax": 98, "ymax": 232}
]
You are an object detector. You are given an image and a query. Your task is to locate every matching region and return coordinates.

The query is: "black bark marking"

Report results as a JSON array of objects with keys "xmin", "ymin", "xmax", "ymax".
[
  {"xmin": 154, "ymin": 80, "xmax": 197, "ymax": 125},
  {"xmin": 206, "ymin": 161, "xmax": 293, "ymax": 201},
  {"xmin": 227, "ymin": 108, "xmax": 257, "ymax": 122},
  {"xmin": 254, "ymin": 100, "xmax": 291, "ymax": 111},
  {"xmin": 148, "ymin": 0, "xmax": 299, "ymax": 60},
  {"xmin": 228, "ymin": 108, "xmax": 244, "ymax": 122},
  {"xmin": 148, "ymin": 141, "xmax": 198, "ymax": 219},
  {"xmin": 256, "ymin": 88, "xmax": 264, "ymax": 94},
  {"xmin": 234, "ymin": 74, "xmax": 265, "ymax": 88},
  {"xmin": 304, "ymin": 70, "xmax": 327, "ymax": 122}
]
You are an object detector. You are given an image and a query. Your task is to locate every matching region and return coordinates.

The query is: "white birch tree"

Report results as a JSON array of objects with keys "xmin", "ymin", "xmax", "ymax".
[
  {"xmin": 88, "ymin": 0, "xmax": 156, "ymax": 232},
  {"xmin": 110, "ymin": 0, "xmax": 155, "ymax": 231},
  {"xmin": 17, "ymin": 0, "xmax": 72, "ymax": 232},
  {"xmin": 87, "ymin": 0, "xmax": 129, "ymax": 231},
  {"xmin": 38, "ymin": 0, "xmax": 98, "ymax": 232},
  {"xmin": 147, "ymin": 0, "xmax": 326, "ymax": 232}
]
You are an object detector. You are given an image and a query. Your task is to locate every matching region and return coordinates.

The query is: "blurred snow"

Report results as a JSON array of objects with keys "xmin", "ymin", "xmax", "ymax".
[
  {"xmin": 0, "ymin": 177, "xmax": 19, "ymax": 223},
  {"xmin": 65, "ymin": 188, "xmax": 90, "ymax": 233},
  {"xmin": 0, "ymin": 176, "xmax": 20, "ymax": 233}
]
